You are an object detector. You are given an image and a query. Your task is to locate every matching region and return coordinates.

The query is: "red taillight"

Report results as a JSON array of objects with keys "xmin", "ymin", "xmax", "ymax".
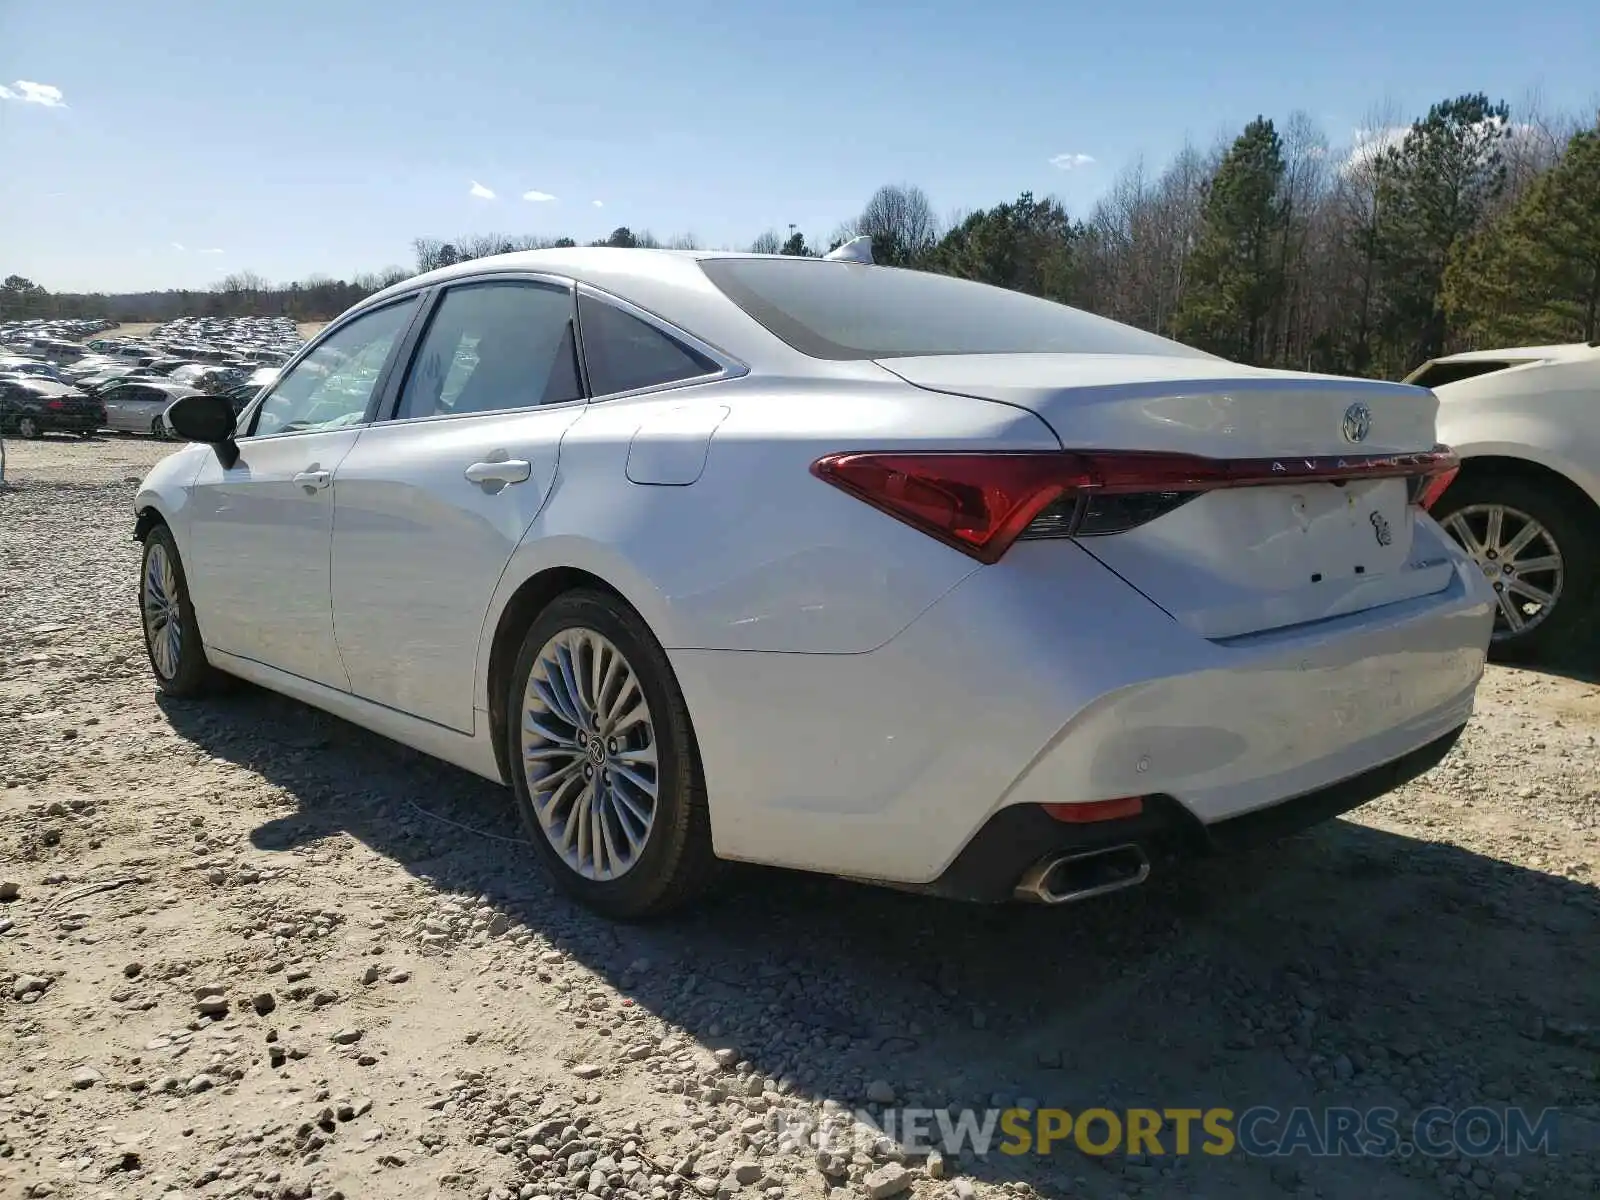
[
  {"xmin": 1042, "ymin": 796, "xmax": 1146, "ymax": 823},
  {"xmin": 47, "ymin": 399, "xmax": 66, "ymax": 411},
  {"xmin": 1414, "ymin": 464, "xmax": 1460, "ymax": 511},
  {"xmin": 811, "ymin": 446, "xmax": 1460, "ymax": 564}
]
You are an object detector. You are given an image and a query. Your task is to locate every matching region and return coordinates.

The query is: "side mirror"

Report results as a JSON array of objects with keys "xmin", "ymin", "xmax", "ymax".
[{"xmin": 165, "ymin": 393, "xmax": 240, "ymax": 468}]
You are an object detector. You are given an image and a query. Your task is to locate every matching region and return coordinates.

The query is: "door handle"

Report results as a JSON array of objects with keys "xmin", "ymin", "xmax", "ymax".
[
  {"xmin": 464, "ymin": 459, "xmax": 533, "ymax": 487},
  {"xmin": 293, "ymin": 469, "xmax": 332, "ymax": 492}
]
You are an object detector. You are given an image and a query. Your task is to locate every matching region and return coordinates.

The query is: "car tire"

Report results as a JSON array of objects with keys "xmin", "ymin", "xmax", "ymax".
[
  {"xmin": 17, "ymin": 415, "xmax": 41, "ymax": 439},
  {"xmin": 151, "ymin": 416, "xmax": 171, "ymax": 441},
  {"xmin": 506, "ymin": 589, "xmax": 716, "ymax": 919},
  {"xmin": 1431, "ymin": 472, "xmax": 1599, "ymax": 661},
  {"xmin": 140, "ymin": 524, "xmax": 224, "ymax": 697}
]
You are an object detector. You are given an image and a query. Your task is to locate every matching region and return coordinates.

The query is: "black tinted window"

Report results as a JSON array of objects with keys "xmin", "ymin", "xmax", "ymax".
[
  {"xmin": 396, "ymin": 281, "xmax": 581, "ymax": 421},
  {"xmin": 578, "ymin": 294, "xmax": 719, "ymax": 396},
  {"xmin": 699, "ymin": 257, "xmax": 1210, "ymax": 361},
  {"xmin": 1405, "ymin": 360, "xmax": 1529, "ymax": 389}
]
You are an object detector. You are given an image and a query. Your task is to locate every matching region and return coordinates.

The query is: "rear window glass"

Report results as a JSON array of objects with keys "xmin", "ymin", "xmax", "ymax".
[
  {"xmin": 1404, "ymin": 360, "xmax": 1532, "ymax": 389},
  {"xmin": 699, "ymin": 258, "xmax": 1211, "ymax": 362}
]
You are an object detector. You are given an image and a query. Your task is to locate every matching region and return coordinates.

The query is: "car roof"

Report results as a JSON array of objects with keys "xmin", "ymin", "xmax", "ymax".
[{"xmin": 353, "ymin": 249, "xmax": 1033, "ymax": 375}]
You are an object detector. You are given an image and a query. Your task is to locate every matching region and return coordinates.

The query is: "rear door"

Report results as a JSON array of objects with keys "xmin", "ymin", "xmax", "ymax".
[{"xmin": 329, "ymin": 275, "xmax": 589, "ymax": 732}]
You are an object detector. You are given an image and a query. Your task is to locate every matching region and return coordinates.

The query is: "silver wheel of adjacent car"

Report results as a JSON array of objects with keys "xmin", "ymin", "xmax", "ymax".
[
  {"xmin": 519, "ymin": 627, "xmax": 660, "ymax": 882},
  {"xmin": 143, "ymin": 541, "xmax": 183, "ymax": 680},
  {"xmin": 1440, "ymin": 503, "xmax": 1564, "ymax": 640},
  {"xmin": 17, "ymin": 415, "xmax": 41, "ymax": 439}
]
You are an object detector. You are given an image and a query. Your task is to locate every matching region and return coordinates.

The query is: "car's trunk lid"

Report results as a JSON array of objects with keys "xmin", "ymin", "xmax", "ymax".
[{"xmin": 878, "ymin": 353, "xmax": 1456, "ymax": 640}]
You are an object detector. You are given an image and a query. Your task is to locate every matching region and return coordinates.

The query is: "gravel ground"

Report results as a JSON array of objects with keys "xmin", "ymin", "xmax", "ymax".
[{"xmin": 2, "ymin": 435, "xmax": 1597, "ymax": 1200}]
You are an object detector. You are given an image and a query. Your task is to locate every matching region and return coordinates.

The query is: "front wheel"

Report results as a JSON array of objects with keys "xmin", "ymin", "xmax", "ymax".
[
  {"xmin": 17, "ymin": 415, "xmax": 41, "ymax": 439},
  {"xmin": 140, "ymin": 525, "xmax": 223, "ymax": 696},
  {"xmin": 506, "ymin": 589, "xmax": 716, "ymax": 919},
  {"xmin": 1432, "ymin": 473, "xmax": 1598, "ymax": 661},
  {"xmin": 151, "ymin": 416, "xmax": 172, "ymax": 441}
]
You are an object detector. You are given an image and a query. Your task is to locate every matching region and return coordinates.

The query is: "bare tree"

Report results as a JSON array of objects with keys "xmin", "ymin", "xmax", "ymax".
[
  {"xmin": 214, "ymin": 270, "xmax": 269, "ymax": 295},
  {"xmin": 749, "ymin": 229, "xmax": 783, "ymax": 254},
  {"xmin": 856, "ymin": 184, "xmax": 939, "ymax": 262},
  {"xmin": 412, "ymin": 237, "xmax": 446, "ymax": 273}
]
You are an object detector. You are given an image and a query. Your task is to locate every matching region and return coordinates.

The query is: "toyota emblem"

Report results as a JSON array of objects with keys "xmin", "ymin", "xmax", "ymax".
[{"xmin": 1342, "ymin": 402, "xmax": 1372, "ymax": 444}]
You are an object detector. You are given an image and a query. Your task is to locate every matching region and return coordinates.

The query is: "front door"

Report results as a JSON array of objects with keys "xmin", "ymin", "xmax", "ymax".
[
  {"xmin": 184, "ymin": 296, "xmax": 421, "ymax": 689},
  {"xmin": 330, "ymin": 277, "xmax": 587, "ymax": 732}
]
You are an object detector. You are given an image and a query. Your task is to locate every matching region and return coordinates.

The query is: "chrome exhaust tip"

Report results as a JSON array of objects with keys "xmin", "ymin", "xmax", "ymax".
[{"xmin": 1014, "ymin": 843, "xmax": 1151, "ymax": 904}]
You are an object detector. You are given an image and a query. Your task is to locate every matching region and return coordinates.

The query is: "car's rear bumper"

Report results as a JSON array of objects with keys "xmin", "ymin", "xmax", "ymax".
[
  {"xmin": 671, "ymin": 533, "xmax": 1494, "ymax": 889},
  {"xmin": 921, "ymin": 722, "xmax": 1465, "ymax": 901}
]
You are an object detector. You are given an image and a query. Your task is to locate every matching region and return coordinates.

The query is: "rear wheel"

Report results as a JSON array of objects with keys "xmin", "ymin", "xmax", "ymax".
[
  {"xmin": 150, "ymin": 415, "xmax": 171, "ymax": 440},
  {"xmin": 1432, "ymin": 473, "xmax": 1598, "ymax": 661},
  {"xmin": 506, "ymin": 589, "xmax": 715, "ymax": 919},
  {"xmin": 17, "ymin": 415, "xmax": 41, "ymax": 439}
]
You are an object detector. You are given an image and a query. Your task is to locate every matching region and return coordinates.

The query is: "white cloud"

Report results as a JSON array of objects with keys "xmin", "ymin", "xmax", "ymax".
[
  {"xmin": 469, "ymin": 180, "xmax": 496, "ymax": 200},
  {"xmin": 1341, "ymin": 117, "xmax": 1535, "ymax": 178},
  {"xmin": 522, "ymin": 190, "xmax": 556, "ymax": 202},
  {"xmin": 171, "ymin": 242, "xmax": 186, "ymax": 251},
  {"xmin": 1049, "ymin": 152, "xmax": 1095, "ymax": 170},
  {"xmin": 0, "ymin": 80, "xmax": 66, "ymax": 107},
  {"xmin": 1341, "ymin": 127, "xmax": 1408, "ymax": 176},
  {"xmin": 199, "ymin": 247, "xmax": 224, "ymax": 255},
  {"xmin": 592, "ymin": 199, "xmax": 604, "ymax": 208}
]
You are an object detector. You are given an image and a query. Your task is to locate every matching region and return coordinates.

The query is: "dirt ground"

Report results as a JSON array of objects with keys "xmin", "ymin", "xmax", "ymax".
[{"xmin": 2, "ymin": 436, "xmax": 1597, "ymax": 1200}]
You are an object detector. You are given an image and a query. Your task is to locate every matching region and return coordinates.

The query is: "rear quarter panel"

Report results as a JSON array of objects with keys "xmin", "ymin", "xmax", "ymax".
[
  {"xmin": 472, "ymin": 373, "xmax": 1062, "ymax": 705},
  {"xmin": 1435, "ymin": 359, "xmax": 1600, "ymax": 507}
]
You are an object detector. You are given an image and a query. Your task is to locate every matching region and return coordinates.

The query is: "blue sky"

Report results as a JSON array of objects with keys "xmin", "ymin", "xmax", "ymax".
[{"xmin": 2, "ymin": 0, "xmax": 1595, "ymax": 293}]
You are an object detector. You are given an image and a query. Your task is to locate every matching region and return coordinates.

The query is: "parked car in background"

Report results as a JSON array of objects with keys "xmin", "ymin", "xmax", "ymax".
[
  {"xmin": 79, "ymin": 367, "xmax": 161, "ymax": 394},
  {"xmin": 0, "ymin": 378, "xmax": 105, "ymax": 438},
  {"xmin": 135, "ymin": 247, "xmax": 1493, "ymax": 919},
  {"xmin": 100, "ymin": 379, "xmax": 201, "ymax": 437},
  {"xmin": 1409, "ymin": 342, "xmax": 1600, "ymax": 659},
  {"xmin": 0, "ymin": 356, "xmax": 68, "ymax": 384}
]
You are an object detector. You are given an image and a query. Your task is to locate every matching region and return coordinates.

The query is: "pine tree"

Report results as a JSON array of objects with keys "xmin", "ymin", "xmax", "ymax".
[
  {"xmin": 1170, "ymin": 118, "xmax": 1287, "ymax": 363},
  {"xmin": 1445, "ymin": 125, "xmax": 1600, "ymax": 344},
  {"xmin": 1372, "ymin": 94, "xmax": 1510, "ymax": 371},
  {"xmin": 925, "ymin": 193, "xmax": 1080, "ymax": 302}
]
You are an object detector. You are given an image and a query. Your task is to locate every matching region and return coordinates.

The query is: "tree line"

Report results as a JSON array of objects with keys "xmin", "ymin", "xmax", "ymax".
[{"xmin": 6, "ymin": 93, "xmax": 1596, "ymax": 380}]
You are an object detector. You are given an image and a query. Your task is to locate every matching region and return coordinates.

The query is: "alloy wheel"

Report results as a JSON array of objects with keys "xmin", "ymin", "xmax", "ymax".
[
  {"xmin": 143, "ymin": 542, "xmax": 183, "ymax": 679},
  {"xmin": 18, "ymin": 416, "xmax": 40, "ymax": 439},
  {"xmin": 519, "ymin": 627, "xmax": 660, "ymax": 881},
  {"xmin": 1440, "ymin": 503, "xmax": 1564, "ymax": 640}
]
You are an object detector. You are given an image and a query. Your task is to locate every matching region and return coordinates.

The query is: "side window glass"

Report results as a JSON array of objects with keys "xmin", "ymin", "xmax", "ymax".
[
  {"xmin": 250, "ymin": 298, "xmax": 417, "ymax": 437},
  {"xmin": 395, "ymin": 281, "xmax": 581, "ymax": 421},
  {"xmin": 578, "ymin": 293, "xmax": 719, "ymax": 397}
]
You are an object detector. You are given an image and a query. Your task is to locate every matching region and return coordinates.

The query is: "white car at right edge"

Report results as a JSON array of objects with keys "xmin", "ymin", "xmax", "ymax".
[{"xmin": 1408, "ymin": 342, "xmax": 1600, "ymax": 659}]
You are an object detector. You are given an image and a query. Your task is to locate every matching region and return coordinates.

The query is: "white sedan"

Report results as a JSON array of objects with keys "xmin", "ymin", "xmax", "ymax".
[
  {"xmin": 136, "ymin": 247, "xmax": 1495, "ymax": 918},
  {"xmin": 1406, "ymin": 343, "xmax": 1600, "ymax": 659}
]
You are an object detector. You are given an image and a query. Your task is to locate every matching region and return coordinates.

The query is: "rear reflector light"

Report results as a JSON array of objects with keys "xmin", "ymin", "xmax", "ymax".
[
  {"xmin": 47, "ymin": 400, "xmax": 65, "ymax": 411},
  {"xmin": 812, "ymin": 447, "xmax": 1459, "ymax": 564},
  {"xmin": 1043, "ymin": 796, "xmax": 1146, "ymax": 823},
  {"xmin": 1413, "ymin": 465, "xmax": 1460, "ymax": 511}
]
